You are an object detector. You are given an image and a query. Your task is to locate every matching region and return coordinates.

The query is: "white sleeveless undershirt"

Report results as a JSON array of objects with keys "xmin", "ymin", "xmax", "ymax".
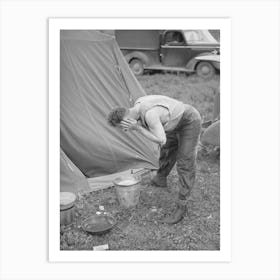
[{"xmin": 134, "ymin": 95, "xmax": 186, "ymax": 131}]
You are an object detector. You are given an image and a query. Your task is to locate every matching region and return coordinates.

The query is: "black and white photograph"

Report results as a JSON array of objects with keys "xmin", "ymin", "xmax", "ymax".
[
  {"xmin": 55, "ymin": 21, "xmax": 228, "ymax": 257},
  {"xmin": 1, "ymin": 1, "xmax": 280, "ymax": 279}
]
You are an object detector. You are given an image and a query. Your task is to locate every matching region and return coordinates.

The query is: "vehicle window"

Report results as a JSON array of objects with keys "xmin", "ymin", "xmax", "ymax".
[
  {"xmin": 183, "ymin": 30, "xmax": 218, "ymax": 44},
  {"xmin": 163, "ymin": 31, "xmax": 185, "ymax": 46}
]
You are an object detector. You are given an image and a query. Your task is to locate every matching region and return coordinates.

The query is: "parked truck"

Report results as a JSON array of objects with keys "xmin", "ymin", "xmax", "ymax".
[{"xmin": 114, "ymin": 30, "xmax": 220, "ymax": 79}]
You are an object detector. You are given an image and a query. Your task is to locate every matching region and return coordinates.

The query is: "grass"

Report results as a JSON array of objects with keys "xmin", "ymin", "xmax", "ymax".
[
  {"xmin": 60, "ymin": 73, "xmax": 220, "ymax": 251},
  {"xmin": 137, "ymin": 73, "xmax": 220, "ymax": 121}
]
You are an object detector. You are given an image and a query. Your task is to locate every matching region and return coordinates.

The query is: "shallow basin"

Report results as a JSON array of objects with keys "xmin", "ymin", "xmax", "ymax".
[{"xmin": 81, "ymin": 214, "xmax": 116, "ymax": 234}]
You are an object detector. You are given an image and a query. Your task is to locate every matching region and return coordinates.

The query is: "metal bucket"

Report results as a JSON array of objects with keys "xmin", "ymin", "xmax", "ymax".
[
  {"xmin": 113, "ymin": 176, "xmax": 141, "ymax": 208},
  {"xmin": 60, "ymin": 192, "xmax": 76, "ymax": 226}
]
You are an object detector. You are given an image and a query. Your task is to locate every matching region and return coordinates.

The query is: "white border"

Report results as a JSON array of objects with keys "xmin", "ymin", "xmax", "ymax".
[{"xmin": 49, "ymin": 18, "xmax": 231, "ymax": 262}]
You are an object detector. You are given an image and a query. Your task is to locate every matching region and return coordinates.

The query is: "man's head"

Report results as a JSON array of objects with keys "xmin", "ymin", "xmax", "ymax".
[{"xmin": 107, "ymin": 107, "xmax": 128, "ymax": 127}]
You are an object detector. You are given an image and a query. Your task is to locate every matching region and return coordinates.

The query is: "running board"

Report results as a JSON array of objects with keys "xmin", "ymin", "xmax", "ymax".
[{"xmin": 144, "ymin": 65, "xmax": 194, "ymax": 73}]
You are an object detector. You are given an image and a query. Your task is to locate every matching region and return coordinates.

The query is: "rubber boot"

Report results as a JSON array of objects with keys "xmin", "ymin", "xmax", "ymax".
[
  {"xmin": 151, "ymin": 174, "xmax": 167, "ymax": 188},
  {"xmin": 161, "ymin": 204, "xmax": 188, "ymax": 224}
]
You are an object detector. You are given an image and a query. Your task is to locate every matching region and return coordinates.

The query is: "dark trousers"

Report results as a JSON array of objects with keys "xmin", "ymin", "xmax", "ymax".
[{"xmin": 157, "ymin": 106, "xmax": 202, "ymax": 201}]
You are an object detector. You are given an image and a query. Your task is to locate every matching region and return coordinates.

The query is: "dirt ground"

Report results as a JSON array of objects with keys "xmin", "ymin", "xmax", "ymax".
[{"xmin": 60, "ymin": 73, "xmax": 220, "ymax": 251}]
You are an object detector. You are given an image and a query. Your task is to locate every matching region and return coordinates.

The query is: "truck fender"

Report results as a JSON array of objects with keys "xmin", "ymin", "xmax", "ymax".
[
  {"xmin": 185, "ymin": 52, "xmax": 215, "ymax": 71},
  {"xmin": 124, "ymin": 52, "xmax": 149, "ymax": 66}
]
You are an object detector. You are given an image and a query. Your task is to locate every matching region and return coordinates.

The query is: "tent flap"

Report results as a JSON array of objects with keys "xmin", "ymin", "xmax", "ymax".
[
  {"xmin": 60, "ymin": 30, "xmax": 159, "ymax": 187},
  {"xmin": 60, "ymin": 148, "xmax": 90, "ymax": 194}
]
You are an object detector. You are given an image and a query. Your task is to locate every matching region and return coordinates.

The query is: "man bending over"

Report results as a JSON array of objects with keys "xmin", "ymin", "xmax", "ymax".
[{"xmin": 108, "ymin": 95, "xmax": 201, "ymax": 224}]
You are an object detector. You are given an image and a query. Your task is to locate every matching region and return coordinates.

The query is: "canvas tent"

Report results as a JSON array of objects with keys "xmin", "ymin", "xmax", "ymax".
[
  {"xmin": 60, "ymin": 148, "xmax": 91, "ymax": 194},
  {"xmin": 60, "ymin": 30, "xmax": 159, "ymax": 193}
]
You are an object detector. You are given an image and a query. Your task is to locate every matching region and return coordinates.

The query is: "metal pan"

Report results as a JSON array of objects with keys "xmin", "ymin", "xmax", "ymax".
[{"xmin": 81, "ymin": 214, "xmax": 116, "ymax": 235}]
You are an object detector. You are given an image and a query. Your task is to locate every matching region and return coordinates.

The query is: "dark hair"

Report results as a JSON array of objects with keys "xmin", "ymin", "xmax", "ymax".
[{"xmin": 107, "ymin": 107, "xmax": 128, "ymax": 126}]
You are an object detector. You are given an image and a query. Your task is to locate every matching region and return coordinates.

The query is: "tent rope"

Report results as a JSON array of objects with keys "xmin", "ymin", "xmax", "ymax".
[
  {"xmin": 115, "ymin": 64, "xmax": 134, "ymax": 106},
  {"xmin": 112, "ymin": 49, "xmax": 135, "ymax": 107}
]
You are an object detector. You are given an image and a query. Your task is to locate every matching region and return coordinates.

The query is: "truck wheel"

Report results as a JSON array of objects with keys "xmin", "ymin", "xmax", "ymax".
[
  {"xmin": 129, "ymin": 59, "xmax": 144, "ymax": 76},
  {"xmin": 196, "ymin": 61, "xmax": 215, "ymax": 79}
]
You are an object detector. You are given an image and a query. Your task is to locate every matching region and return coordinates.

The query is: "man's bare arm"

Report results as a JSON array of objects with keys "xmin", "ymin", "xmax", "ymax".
[
  {"xmin": 135, "ymin": 122, "xmax": 166, "ymax": 146},
  {"xmin": 120, "ymin": 111, "xmax": 166, "ymax": 146}
]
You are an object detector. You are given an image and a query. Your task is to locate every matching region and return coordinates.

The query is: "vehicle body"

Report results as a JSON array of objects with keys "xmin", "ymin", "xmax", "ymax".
[{"xmin": 115, "ymin": 29, "xmax": 220, "ymax": 78}]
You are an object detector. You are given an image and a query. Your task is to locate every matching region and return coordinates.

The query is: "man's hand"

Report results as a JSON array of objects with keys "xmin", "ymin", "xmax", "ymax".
[{"xmin": 120, "ymin": 118, "xmax": 139, "ymax": 131}]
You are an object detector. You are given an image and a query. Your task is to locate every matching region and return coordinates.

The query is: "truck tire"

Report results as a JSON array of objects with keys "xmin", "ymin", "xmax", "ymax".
[
  {"xmin": 196, "ymin": 61, "xmax": 216, "ymax": 79},
  {"xmin": 129, "ymin": 59, "xmax": 144, "ymax": 76}
]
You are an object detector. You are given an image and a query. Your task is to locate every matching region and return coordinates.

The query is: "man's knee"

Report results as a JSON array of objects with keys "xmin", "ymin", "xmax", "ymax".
[{"xmin": 177, "ymin": 153, "xmax": 196, "ymax": 170}]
